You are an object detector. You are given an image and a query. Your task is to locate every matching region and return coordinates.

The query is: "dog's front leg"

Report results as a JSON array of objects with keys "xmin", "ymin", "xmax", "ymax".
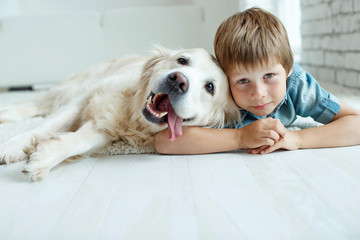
[
  {"xmin": 22, "ymin": 121, "xmax": 111, "ymax": 181},
  {"xmin": 0, "ymin": 104, "xmax": 82, "ymax": 165}
]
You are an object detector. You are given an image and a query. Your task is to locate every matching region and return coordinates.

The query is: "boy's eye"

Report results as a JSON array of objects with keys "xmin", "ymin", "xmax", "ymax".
[
  {"xmin": 264, "ymin": 73, "xmax": 274, "ymax": 79},
  {"xmin": 238, "ymin": 79, "xmax": 249, "ymax": 84}
]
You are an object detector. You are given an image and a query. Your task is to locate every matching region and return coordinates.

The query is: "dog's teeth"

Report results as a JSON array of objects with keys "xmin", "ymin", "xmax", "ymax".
[
  {"xmin": 146, "ymin": 101, "xmax": 167, "ymax": 119},
  {"xmin": 153, "ymin": 93, "xmax": 165, "ymax": 104},
  {"xmin": 146, "ymin": 102, "xmax": 152, "ymax": 112},
  {"xmin": 159, "ymin": 112, "xmax": 167, "ymax": 118},
  {"xmin": 153, "ymin": 93, "xmax": 160, "ymax": 104},
  {"xmin": 147, "ymin": 97, "xmax": 152, "ymax": 105},
  {"xmin": 146, "ymin": 102, "xmax": 156, "ymax": 116}
]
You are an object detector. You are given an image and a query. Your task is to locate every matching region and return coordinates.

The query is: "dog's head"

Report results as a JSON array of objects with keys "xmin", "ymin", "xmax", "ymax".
[{"xmin": 141, "ymin": 46, "xmax": 240, "ymax": 141}]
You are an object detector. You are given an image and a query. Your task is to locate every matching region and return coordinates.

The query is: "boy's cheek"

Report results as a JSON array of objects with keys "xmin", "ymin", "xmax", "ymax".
[{"xmin": 232, "ymin": 91, "xmax": 248, "ymax": 108}]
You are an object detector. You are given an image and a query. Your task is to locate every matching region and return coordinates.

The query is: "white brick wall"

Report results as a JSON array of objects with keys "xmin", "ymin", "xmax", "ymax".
[{"xmin": 300, "ymin": 0, "xmax": 360, "ymax": 88}]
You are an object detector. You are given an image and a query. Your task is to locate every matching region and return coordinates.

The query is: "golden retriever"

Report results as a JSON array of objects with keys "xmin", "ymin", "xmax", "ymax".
[{"xmin": 0, "ymin": 46, "xmax": 240, "ymax": 181}]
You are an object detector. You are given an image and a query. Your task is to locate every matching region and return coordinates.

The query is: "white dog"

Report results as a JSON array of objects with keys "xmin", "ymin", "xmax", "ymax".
[{"xmin": 0, "ymin": 46, "xmax": 240, "ymax": 181}]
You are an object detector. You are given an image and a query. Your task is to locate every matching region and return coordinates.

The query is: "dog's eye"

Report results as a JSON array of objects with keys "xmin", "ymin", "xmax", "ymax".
[
  {"xmin": 177, "ymin": 57, "xmax": 188, "ymax": 65},
  {"xmin": 205, "ymin": 82, "xmax": 214, "ymax": 95}
]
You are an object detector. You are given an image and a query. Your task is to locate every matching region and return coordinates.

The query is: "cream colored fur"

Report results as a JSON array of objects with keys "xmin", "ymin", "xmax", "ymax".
[{"xmin": 0, "ymin": 46, "xmax": 240, "ymax": 181}]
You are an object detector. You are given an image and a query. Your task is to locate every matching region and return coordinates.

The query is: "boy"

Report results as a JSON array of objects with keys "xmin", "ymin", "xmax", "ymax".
[{"xmin": 155, "ymin": 7, "xmax": 360, "ymax": 155}]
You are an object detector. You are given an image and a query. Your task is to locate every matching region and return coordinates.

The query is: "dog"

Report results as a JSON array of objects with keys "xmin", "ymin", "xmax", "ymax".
[{"xmin": 0, "ymin": 46, "xmax": 240, "ymax": 181}]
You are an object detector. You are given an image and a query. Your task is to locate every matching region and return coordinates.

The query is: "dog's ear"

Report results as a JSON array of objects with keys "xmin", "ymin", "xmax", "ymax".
[
  {"xmin": 142, "ymin": 44, "xmax": 179, "ymax": 77},
  {"xmin": 150, "ymin": 44, "xmax": 171, "ymax": 56},
  {"xmin": 142, "ymin": 46, "xmax": 170, "ymax": 77},
  {"xmin": 207, "ymin": 93, "xmax": 240, "ymax": 129},
  {"xmin": 139, "ymin": 45, "xmax": 172, "ymax": 100},
  {"xmin": 223, "ymin": 94, "xmax": 241, "ymax": 128},
  {"xmin": 150, "ymin": 44, "xmax": 184, "ymax": 57}
]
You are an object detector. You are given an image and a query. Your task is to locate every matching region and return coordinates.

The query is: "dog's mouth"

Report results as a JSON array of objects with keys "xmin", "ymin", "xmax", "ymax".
[{"xmin": 142, "ymin": 91, "xmax": 192, "ymax": 141}]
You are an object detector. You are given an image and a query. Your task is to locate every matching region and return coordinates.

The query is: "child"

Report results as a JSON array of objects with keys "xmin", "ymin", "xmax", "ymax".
[{"xmin": 155, "ymin": 7, "xmax": 360, "ymax": 155}]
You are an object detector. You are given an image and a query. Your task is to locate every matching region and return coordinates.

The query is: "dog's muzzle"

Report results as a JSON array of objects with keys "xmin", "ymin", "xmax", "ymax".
[{"xmin": 142, "ymin": 72, "xmax": 192, "ymax": 141}]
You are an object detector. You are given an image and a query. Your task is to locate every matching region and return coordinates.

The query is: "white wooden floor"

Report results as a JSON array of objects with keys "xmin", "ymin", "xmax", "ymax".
[
  {"xmin": 1, "ymin": 147, "xmax": 360, "ymax": 240},
  {"xmin": 1, "ymin": 81, "xmax": 360, "ymax": 240}
]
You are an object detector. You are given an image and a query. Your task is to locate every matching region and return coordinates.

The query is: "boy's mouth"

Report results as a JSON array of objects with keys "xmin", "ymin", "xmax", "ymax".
[{"xmin": 251, "ymin": 102, "xmax": 271, "ymax": 111}]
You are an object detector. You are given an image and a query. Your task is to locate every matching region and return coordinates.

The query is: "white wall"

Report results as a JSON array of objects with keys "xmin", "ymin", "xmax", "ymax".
[
  {"xmin": 0, "ymin": 0, "xmax": 240, "ymax": 87},
  {"xmin": 195, "ymin": 0, "xmax": 239, "ymax": 54},
  {"xmin": 18, "ymin": 0, "xmax": 193, "ymax": 14},
  {"xmin": 0, "ymin": 0, "xmax": 193, "ymax": 17},
  {"xmin": 0, "ymin": 0, "xmax": 20, "ymax": 18},
  {"xmin": 300, "ymin": 0, "xmax": 360, "ymax": 88}
]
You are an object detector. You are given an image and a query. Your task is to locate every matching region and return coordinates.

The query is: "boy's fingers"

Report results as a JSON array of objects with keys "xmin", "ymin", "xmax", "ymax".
[
  {"xmin": 248, "ymin": 147, "xmax": 260, "ymax": 154},
  {"xmin": 265, "ymin": 130, "xmax": 281, "ymax": 142},
  {"xmin": 250, "ymin": 136, "xmax": 276, "ymax": 151},
  {"xmin": 248, "ymin": 145, "xmax": 269, "ymax": 154},
  {"xmin": 273, "ymin": 119, "xmax": 286, "ymax": 137},
  {"xmin": 265, "ymin": 118, "xmax": 286, "ymax": 137},
  {"xmin": 258, "ymin": 145, "xmax": 270, "ymax": 153},
  {"xmin": 262, "ymin": 137, "xmax": 275, "ymax": 147},
  {"xmin": 261, "ymin": 143, "xmax": 280, "ymax": 154}
]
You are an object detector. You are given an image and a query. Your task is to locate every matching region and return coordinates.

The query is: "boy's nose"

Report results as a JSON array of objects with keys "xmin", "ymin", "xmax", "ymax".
[{"xmin": 251, "ymin": 84, "xmax": 266, "ymax": 99}]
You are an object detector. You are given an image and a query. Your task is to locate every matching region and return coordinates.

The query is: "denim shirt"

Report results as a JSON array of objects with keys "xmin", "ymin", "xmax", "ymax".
[{"xmin": 233, "ymin": 63, "xmax": 341, "ymax": 128}]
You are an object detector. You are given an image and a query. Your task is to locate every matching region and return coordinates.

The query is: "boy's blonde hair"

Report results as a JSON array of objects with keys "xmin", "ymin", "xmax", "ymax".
[{"xmin": 214, "ymin": 7, "xmax": 293, "ymax": 75}]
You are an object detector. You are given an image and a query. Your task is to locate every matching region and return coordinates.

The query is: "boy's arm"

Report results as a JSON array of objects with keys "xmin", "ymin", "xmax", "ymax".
[
  {"xmin": 256, "ymin": 101, "xmax": 360, "ymax": 154},
  {"xmin": 155, "ymin": 118, "xmax": 286, "ymax": 154}
]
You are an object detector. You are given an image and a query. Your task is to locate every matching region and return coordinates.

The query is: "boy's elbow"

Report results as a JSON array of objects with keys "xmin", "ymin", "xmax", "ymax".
[
  {"xmin": 155, "ymin": 126, "xmax": 198, "ymax": 154},
  {"xmin": 154, "ymin": 132, "xmax": 169, "ymax": 154}
]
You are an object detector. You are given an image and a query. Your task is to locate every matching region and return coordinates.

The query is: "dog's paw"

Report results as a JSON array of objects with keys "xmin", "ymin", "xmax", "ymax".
[
  {"xmin": 0, "ymin": 143, "xmax": 27, "ymax": 164},
  {"xmin": 22, "ymin": 152, "xmax": 51, "ymax": 181},
  {"xmin": 21, "ymin": 139, "xmax": 61, "ymax": 181}
]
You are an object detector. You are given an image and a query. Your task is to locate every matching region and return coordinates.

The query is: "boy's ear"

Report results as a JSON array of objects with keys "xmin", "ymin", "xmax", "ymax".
[{"xmin": 287, "ymin": 68, "xmax": 293, "ymax": 77}]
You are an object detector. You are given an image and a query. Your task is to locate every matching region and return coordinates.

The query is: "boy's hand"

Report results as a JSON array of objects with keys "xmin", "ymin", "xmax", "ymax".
[
  {"xmin": 247, "ymin": 130, "xmax": 301, "ymax": 154},
  {"xmin": 239, "ymin": 118, "xmax": 286, "ymax": 149}
]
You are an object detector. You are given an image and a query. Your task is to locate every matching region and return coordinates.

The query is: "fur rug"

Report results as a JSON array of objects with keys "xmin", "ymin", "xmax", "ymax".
[{"xmin": 0, "ymin": 81, "xmax": 359, "ymax": 155}]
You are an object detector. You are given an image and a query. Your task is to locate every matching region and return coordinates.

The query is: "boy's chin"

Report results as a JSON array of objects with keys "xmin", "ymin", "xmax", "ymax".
[{"xmin": 248, "ymin": 108, "xmax": 275, "ymax": 117}]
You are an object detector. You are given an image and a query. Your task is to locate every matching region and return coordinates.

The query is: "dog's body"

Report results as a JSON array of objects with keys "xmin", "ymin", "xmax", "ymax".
[{"xmin": 0, "ymin": 47, "xmax": 240, "ymax": 181}]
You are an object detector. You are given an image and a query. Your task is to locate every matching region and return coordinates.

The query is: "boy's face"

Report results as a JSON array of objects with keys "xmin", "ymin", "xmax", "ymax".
[{"xmin": 228, "ymin": 61, "xmax": 291, "ymax": 117}]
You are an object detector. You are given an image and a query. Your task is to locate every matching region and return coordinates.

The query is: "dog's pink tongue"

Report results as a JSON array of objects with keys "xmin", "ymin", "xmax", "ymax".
[
  {"xmin": 167, "ymin": 106, "xmax": 183, "ymax": 141},
  {"xmin": 158, "ymin": 97, "xmax": 183, "ymax": 141}
]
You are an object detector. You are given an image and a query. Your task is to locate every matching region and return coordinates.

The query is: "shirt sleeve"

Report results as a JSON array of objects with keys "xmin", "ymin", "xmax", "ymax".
[{"xmin": 287, "ymin": 64, "xmax": 341, "ymax": 124}]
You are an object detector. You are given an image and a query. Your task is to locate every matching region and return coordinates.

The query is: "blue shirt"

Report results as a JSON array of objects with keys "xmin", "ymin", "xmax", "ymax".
[{"xmin": 233, "ymin": 63, "xmax": 341, "ymax": 128}]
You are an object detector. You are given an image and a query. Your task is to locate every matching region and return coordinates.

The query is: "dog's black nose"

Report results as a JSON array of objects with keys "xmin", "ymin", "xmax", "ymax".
[{"xmin": 167, "ymin": 72, "xmax": 189, "ymax": 93}]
